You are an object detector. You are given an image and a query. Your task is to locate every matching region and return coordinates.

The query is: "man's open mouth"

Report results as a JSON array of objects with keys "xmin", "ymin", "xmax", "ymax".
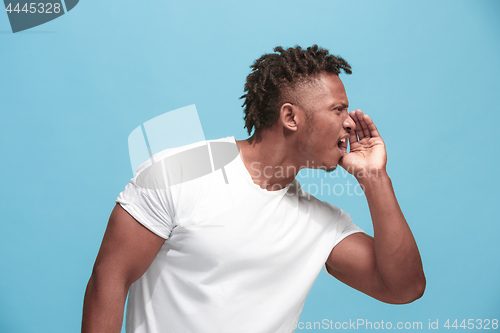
[{"xmin": 337, "ymin": 138, "xmax": 348, "ymax": 152}]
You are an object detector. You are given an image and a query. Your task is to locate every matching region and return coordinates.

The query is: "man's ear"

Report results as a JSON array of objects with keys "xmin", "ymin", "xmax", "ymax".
[{"xmin": 279, "ymin": 103, "xmax": 300, "ymax": 132}]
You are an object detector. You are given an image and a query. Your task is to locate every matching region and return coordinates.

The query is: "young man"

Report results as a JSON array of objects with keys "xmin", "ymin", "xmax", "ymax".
[{"xmin": 82, "ymin": 45, "xmax": 425, "ymax": 333}]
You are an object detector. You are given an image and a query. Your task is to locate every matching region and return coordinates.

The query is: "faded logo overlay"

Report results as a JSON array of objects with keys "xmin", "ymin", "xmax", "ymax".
[
  {"xmin": 128, "ymin": 105, "xmax": 239, "ymax": 190},
  {"xmin": 128, "ymin": 105, "xmax": 361, "ymax": 197},
  {"xmin": 4, "ymin": 0, "xmax": 79, "ymax": 33}
]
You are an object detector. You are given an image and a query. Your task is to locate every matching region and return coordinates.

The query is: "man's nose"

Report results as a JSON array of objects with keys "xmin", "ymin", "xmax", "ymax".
[{"xmin": 343, "ymin": 114, "xmax": 356, "ymax": 131}]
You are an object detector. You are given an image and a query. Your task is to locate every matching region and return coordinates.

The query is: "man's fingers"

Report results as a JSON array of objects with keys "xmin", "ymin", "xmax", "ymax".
[
  {"xmin": 351, "ymin": 110, "xmax": 381, "ymax": 139},
  {"xmin": 351, "ymin": 110, "xmax": 367, "ymax": 139},
  {"xmin": 350, "ymin": 110, "xmax": 364, "ymax": 139},
  {"xmin": 348, "ymin": 126, "xmax": 358, "ymax": 146},
  {"xmin": 363, "ymin": 114, "xmax": 381, "ymax": 138},
  {"xmin": 355, "ymin": 110, "xmax": 371, "ymax": 138}
]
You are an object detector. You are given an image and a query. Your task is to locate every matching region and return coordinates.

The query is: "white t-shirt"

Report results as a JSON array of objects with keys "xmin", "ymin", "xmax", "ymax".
[{"xmin": 116, "ymin": 136, "xmax": 363, "ymax": 333}]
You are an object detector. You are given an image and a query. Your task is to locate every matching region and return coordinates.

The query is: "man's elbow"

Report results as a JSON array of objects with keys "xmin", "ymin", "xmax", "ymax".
[
  {"xmin": 400, "ymin": 278, "xmax": 426, "ymax": 304},
  {"xmin": 387, "ymin": 274, "xmax": 426, "ymax": 304}
]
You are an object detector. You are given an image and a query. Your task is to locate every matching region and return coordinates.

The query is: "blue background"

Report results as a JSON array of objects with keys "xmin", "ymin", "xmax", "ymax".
[{"xmin": 1, "ymin": 0, "xmax": 499, "ymax": 332}]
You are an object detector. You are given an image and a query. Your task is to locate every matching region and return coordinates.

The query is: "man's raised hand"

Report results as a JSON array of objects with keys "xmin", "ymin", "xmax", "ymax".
[{"xmin": 340, "ymin": 109, "xmax": 387, "ymax": 179}]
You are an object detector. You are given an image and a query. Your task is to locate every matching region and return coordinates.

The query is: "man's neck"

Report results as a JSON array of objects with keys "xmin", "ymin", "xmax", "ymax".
[{"xmin": 235, "ymin": 130, "xmax": 301, "ymax": 191}]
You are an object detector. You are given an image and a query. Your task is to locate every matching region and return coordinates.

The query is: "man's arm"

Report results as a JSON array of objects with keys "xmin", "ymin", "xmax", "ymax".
[
  {"xmin": 82, "ymin": 204, "xmax": 166, "ymax": 333},
  {"xmin": 326, "ymin": 110, "xmax": 425, "ymax": 304}
]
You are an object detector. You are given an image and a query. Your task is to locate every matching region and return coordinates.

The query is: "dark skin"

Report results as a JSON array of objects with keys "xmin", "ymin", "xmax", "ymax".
[
  {"xmin": 82, "ymin": 204, "xmax": 165, "ymax": 333},
  {"xmin": 82, "ymin": 73, "xmax": 425, "ymax": 333},
  {"xmin": 237, "ymin": 73, "xmax": 425, "ymax": 304},
  {"xmin": 327, "ymin": 110, "xmax": 425, "ymax": 304}
]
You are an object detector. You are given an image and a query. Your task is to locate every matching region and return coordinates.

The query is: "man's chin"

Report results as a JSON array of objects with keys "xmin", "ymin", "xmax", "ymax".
[
  {"xmin": 321, "ymin": 161, "xmax": 339, "ymax": 173},
  {"xmin": 325, "ymin": 165, "xmax": 338, "ymax": 173},
  {"xmin": 301, "ymin": 159, "xmax": 339, "ymax": 172}
]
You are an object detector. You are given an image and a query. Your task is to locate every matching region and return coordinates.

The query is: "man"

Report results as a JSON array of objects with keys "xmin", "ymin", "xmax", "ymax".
[{"xmin": 82, "ymin": 45, "xmax": 425, "ymax": 333}]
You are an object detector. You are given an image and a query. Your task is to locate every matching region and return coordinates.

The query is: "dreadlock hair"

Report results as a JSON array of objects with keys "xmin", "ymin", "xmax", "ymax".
[{"xmin": 240, "ymin": 45, "xmax": 352, "ymax": 135}]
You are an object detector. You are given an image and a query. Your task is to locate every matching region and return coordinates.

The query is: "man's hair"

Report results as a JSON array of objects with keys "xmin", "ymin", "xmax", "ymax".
[{"xmin": 240, "ymin": 45, "xmax": 352, "ymax": 135}]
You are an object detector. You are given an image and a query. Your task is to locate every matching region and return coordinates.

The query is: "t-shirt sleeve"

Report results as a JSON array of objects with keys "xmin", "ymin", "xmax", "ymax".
[
  {"xmin": 331, "ymin": 208, "xmax": 364, "ymax": 248},
  {"xmin": 324, "ymin": 206, "xmax": 364, "ymax": 276},
  {"xmin": 116, "ymin": 179, "xmax": 176, "ymax": 240}
]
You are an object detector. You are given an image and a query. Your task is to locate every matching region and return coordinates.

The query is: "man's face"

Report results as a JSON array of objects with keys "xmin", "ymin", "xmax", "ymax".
[{"xmin": 296, "ymin": 73, "xmax": 355, "ymax": 171}]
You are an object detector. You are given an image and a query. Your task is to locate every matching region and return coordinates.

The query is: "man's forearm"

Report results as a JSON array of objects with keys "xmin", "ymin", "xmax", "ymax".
[
  {"xmin": 82, "ymin": 273, "xmax": 128, "ymax": 333},
  {"xmin": 358, "ymin": 171, "xmax": 425, "ymax": 303}
]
